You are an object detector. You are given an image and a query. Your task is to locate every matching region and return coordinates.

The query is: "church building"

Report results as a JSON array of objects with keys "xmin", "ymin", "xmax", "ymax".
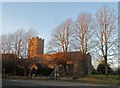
[{"xmin": 28, "ymin": 37, "xmax": 92, "ymax": 76}]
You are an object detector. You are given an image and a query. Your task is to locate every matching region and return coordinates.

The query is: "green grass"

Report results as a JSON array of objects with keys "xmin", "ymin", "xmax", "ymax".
[
  {"xmin": 87, "ymin": 74, "xmax": 119, "ymax": 80},
  {"xmin": 77, "ymin": 74, "xmax": 120, "ymax": 85},
  {"xmin": 58, "ymin": 74, "xmax": 120, "ymax": 85}
]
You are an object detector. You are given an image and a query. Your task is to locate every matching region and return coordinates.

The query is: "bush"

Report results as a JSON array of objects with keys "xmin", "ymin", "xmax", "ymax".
[{"xmin": 97, "ymin": 61, "xmax": 113, "ymax": 75}]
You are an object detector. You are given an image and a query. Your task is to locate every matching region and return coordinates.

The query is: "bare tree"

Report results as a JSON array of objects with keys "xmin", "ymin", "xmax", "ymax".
[
  {"xmin": 22, "ymin": 28, "xmax": 38, "ymax": 58},
  {"xmin": 73, "ymin": 13, "xmax": 92, "ymax": 76},
  {"xmin": 75, "ymin": 13, "xmax": 93, "ymax": 53},
  {"xmin": 13, "ymin": 29, "xmax": 26, "ymax": 58},
  {"xmin": 1, "ymin": 28, "xmax": 38, "ymax": 58},
  {"xmin": 1, "ymin": 33, "xmax": 14, "ymax": 54},
  {"xmin": 13, "ymin": 29, "xmax": 38, "ymax": 58},
  {"xmin": 93, "ymin": 6, "xmax": 117, "ymax": 79},
  {"xmin": 47, "ymin": 19, "xmax": 73, "ymax": 75}
]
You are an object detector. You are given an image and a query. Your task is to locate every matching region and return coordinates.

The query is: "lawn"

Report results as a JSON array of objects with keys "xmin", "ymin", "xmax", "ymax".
[
  {"xmin": 58, "ymin": 74, "xmax": 119, "ymax": 85},
  {"xmin": 77, "ymin": 74, "xmax": 120, "ymax": 85}
]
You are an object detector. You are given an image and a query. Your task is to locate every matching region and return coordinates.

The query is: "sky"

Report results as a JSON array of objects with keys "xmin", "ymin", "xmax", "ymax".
[
  {"xmin": 2, "ymin": 2, "xmax": 118, "ymax": 46},
  {"xmin": 0, "ymin": 2, "xmax": 118, "ymax": 68}
]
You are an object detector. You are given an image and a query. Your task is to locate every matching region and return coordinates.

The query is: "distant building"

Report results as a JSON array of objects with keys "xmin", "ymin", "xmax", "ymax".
[{"xmin": 28, "ymin": 37, "xmax": 92, "ymax": 75}]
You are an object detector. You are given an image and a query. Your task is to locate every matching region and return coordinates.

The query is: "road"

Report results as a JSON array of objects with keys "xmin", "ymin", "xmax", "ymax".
[{"xmin": 2, "ymin": 79, "xmax": 119, "ymax": 88}]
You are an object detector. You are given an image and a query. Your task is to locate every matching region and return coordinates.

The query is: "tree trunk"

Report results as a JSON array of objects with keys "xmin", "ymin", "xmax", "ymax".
[{"xmin": 104, "ymin": 55, "xmax": 108, "ymax": 79}]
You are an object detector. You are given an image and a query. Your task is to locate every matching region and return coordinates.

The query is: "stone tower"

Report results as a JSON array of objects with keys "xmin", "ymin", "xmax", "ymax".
[{"xmin": 28, "ymin": 37, "xmax": 44, "ymax": 59}]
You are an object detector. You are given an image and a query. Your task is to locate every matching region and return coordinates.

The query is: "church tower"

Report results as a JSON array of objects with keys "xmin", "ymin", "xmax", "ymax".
[{"xmin": 28, "ymin": 37, "xmax": 44, "ymax": 59}]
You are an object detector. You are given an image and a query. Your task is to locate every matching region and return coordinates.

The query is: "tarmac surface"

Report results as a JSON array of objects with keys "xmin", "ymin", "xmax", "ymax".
[{"xmin": 2, "ymin": 79, "xmax": 119, "ymax": 88}]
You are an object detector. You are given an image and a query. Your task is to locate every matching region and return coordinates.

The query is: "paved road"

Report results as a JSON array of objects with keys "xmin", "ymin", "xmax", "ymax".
[{"xmin": 2, "ymin": 79, "xmax": 119, "ymax": 88}]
